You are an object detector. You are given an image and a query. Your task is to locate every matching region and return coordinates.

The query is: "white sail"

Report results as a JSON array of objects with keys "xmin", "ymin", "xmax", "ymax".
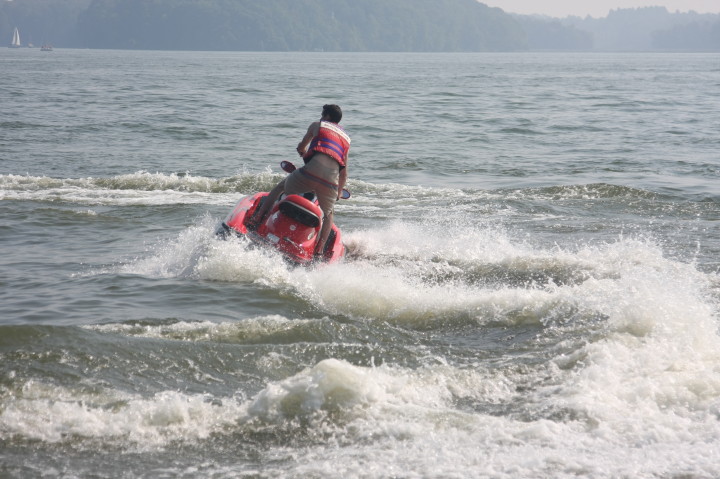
[{"xmin": 10, "ymin": 27, "xmax": 21, "ymax": 48}]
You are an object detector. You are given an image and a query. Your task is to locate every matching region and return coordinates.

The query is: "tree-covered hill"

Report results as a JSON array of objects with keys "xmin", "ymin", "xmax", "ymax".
[
  {"xmin": 2, "ymin": 0, "xmax": 718, "ymax": 51},
  {"xmin": 563, "ymin": 6, "xmax": 720, "ymax": 51},
  {"xmin": 1, "ymin": 0, "xmax": 528, "ymax": 51},
  {"xmin": 76, "ymin": 0, "xmax": 528, "ymax": 51}
]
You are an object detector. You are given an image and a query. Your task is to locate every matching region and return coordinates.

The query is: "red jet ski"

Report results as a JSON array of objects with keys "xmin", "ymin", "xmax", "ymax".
[{"xmin": 216, "ymin": 162, "xmax": 349, "ymax": 265}]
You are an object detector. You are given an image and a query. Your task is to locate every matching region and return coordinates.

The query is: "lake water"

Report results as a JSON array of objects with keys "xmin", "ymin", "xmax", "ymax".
[{"xmin": 1, "ymin": 49, "xmax": 720, "ymax": 478}]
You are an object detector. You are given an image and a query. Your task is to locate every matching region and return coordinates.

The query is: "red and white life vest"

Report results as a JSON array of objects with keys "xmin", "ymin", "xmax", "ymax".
[{"xmin": 303, "ymin": 121, "xmax": 351, "ymax": 167}]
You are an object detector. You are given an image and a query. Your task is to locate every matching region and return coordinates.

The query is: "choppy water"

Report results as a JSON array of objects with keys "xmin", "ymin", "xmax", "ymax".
[{"xmin": 2, "ymin": 49, "xmax": 720, "ymax": 478}]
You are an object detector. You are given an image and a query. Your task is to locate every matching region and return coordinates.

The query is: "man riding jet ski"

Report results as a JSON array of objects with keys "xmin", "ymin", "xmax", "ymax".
[
  {"xmin": 215, "ymin": 161, "xmax": 349, "ymax": 265},
  {"xmin": 217, "ymin": 104, "xmax": 351, "ymax": 265}
]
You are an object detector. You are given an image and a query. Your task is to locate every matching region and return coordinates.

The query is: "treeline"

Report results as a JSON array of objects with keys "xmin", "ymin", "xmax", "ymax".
[
  {"xmin": 514, "ymin": 17, "xmax": 593, "ymax": 51},
  {"xmin": 563, "ymin": 6, "xmax": 720, "ymax": 51},
  {"xmin": 2, "ymin": 0, "xmax": 527, "ymax": 51},
  {"xmin": 653, "ymin": 20, "xmax": 720, "ymax": 51},
  {"xmin": 1, "ymin": 0, "xmax": 719, "ymax": 52},
  {"xmin": 76, "ymin": 0, "xmax": 530, "ymax": 51}
]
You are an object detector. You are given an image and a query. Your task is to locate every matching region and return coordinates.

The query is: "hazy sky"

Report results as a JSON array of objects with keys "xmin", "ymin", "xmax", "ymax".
[{"xmin": 483, "ymin": 1, "xmax": 720, "ymax": 18}]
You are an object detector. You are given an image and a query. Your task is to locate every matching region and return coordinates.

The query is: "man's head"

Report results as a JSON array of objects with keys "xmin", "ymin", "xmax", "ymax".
[{"xmin": 322, "ymin": 104, "xmax": 342, "ymax": 123}]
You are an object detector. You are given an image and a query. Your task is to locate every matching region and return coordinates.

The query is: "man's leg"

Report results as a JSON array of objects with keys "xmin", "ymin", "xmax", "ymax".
[
  {"xmin": 314, "ymin": 210, "xmax": 334, "ymax": 256},
  {"xmin": 250, "ymin": 179, "xmax": 285, "ymax": 227}
]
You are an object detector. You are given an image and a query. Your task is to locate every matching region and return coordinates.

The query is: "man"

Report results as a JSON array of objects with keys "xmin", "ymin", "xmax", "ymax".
[{"xmin": 251, "ymin": 104, "xmax": 350, "ymax": 258}]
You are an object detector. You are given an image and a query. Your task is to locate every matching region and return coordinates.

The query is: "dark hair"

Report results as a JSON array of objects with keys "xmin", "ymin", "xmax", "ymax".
[{"xmin": 322, "ymin": 104, "xmax": 342, "ymax": 123}]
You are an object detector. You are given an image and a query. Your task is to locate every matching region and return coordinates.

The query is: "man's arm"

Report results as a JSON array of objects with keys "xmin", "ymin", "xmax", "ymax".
[{"xmin": 296, "ymin": 122, "xmax": 320, "ymax": 157}]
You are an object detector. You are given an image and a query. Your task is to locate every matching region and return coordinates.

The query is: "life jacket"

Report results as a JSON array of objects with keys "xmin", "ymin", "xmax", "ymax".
[{"xmin": 303, "ymin": 121, "xmax": 351, "ymax": 168}]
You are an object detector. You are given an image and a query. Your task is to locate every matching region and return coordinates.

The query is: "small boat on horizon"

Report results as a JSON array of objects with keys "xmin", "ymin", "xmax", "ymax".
[
  {"xmin": 41, "ymin": 44, "xmax": 53, "ymax": 51},
  {"xmin": 9, "ymin": 27, "xmax": 21, "ymax": 48}
]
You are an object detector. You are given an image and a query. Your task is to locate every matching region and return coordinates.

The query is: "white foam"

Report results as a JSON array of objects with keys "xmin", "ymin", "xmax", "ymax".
[
  {"xmin": 112, "ymin": 215, "xmax": 719, "ymax": 336},
  {"xmin": 86, "ymin": 315, "xmax": 314, "ymax": 343},
  {"xmin": 0, "ymin": 380, "xmax": 245, "ymax": 447},
  {"xmin": 4, "ymin": 332, "xmax": 720, "ymax": 477},
  {"xmin": 71, "ymin": 212, "xmax": 720, "ymax": 475},
  {"xmin": 0, "ymin": 172, "xmax": 239, "ymax": 206},
  {"xmin": 238, "ymin": 352, "xmax": 719, "ymax": 477},
  {"xmin": 245, "ymin": 358, "xmax": 513, "ymax": 422},
  {"xmin": 539, "ymin": 240, "xmax": 720, "ymax": 444}
]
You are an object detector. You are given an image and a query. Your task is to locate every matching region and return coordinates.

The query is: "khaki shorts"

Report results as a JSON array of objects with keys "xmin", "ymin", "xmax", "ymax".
[{"xmin": 284, "ymin": 153, "xmax": 340, "ymax": 218}]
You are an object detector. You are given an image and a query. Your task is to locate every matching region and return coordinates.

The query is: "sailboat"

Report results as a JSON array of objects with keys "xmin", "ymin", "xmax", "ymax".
[{"xmin": 9, "ymin": 27, "xmax": 21, "ymax": 48}]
